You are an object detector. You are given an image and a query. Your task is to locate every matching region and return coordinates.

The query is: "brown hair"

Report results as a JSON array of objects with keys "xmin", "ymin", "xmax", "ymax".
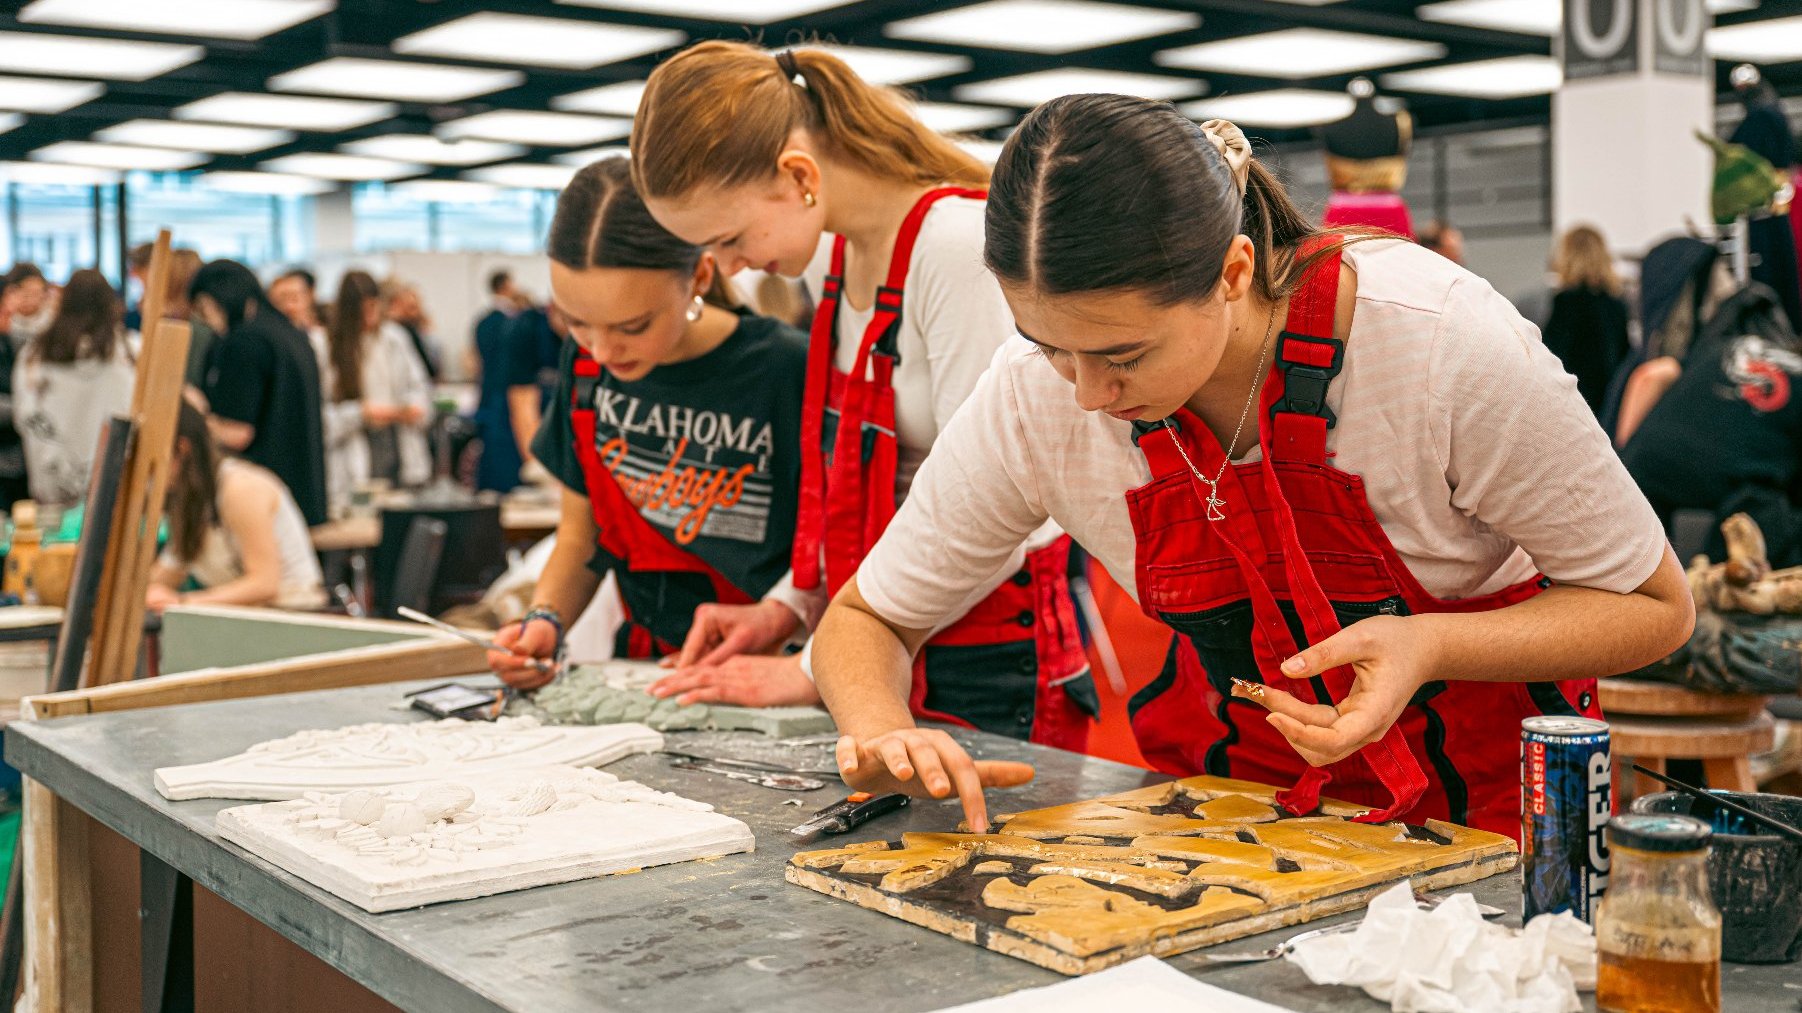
[
  {"xmin": 986, "ymin": 95, "xmax": 1373, "ymax": 306},
  {"xmin": 631, "ymin": 40, "xmax": 988, "ymax": 201},
  {"xmin": 550, "ymin": 157, "xmax": 736, "ymax": 308},
  {"xmin": 35, "ymin": 268, "xmax": 120, "ymax": 365},
  {"xmin": 163, "ymin": 248, "xmax": 201, "ymax": 320},
  {"xmin": 325, "ymin": 270, "xmax": 378, "ymax": 402},
  {"xmin": 167, "ymin": 399, "xmax": 218, "ymax": 565},
  {"xmin": 1554, "ymin": 224, "xmax": 1621, "ymax": 296}
]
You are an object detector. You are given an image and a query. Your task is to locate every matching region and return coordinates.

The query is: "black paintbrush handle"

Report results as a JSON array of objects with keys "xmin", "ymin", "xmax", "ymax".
[{"xmin": 1629, "ymin": 763, "xmax": 1802, "ymax": 844}]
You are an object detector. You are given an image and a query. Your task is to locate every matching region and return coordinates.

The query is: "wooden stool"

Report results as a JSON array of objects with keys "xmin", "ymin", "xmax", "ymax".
[{"xmin": 1602, "ymin": 677, "xmax": 1775, "ymax": 802}]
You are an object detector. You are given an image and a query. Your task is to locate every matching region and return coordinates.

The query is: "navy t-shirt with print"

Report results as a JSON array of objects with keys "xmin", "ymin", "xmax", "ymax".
[{"xmin": 533, "ymin": 311, "xmax": 807, "ymax": 644}]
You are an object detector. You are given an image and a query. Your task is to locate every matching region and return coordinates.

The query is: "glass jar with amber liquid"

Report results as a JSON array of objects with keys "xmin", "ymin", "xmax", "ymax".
[{"xmin": 1595, "ymin": 813, "xmax": 1721, "ymax": 1013}]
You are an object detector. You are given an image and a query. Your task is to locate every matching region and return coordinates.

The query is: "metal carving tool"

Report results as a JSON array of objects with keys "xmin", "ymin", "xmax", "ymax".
[
  {"xmin": 666, "ymin": 758, "xmax": 825, "ymax": 791},
  {"xmin": 396, "ymin": 606, "xmax": 553, "ymax": 675},
  {"xmin": 789, "ymin": 792, "xmax": 909, "ymax": 839},
  {"xmin": 658, "ymin": 750, "xmax": 838, "ymax": 778}
]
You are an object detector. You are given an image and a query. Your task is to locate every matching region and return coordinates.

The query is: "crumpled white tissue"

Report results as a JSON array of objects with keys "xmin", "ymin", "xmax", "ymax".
[{"xmin": 1285, "ymin": 880, "xmax": 1597, "ymax": 1013}]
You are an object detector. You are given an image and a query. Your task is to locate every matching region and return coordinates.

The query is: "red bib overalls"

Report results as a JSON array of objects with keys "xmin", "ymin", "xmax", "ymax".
[
  {"xmin": 1125, "ymin": 246, "xmax": 1600, "ymax": 838},
  {"xmin": 569, "ymin": 350, "xmax": 753, "ymax": 658},
  {"xmin": 792, "ymin": 188, "xmax": 1093, "ymax": 750}
]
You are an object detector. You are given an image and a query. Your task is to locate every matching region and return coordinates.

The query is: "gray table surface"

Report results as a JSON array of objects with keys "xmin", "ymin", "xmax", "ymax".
[{"xmin": 7, "ymin": 679, "xmax": 1799, "ymax": 1013}]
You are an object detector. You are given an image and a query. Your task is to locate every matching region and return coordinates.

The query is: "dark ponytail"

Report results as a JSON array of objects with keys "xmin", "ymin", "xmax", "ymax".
[
  {"xmin": 986, "ymin": 94, "xmax": 1371, "ymax": 305},
  {"xmin": 549, "ymin": 157, "xmax": 735, "ymax": 308}
]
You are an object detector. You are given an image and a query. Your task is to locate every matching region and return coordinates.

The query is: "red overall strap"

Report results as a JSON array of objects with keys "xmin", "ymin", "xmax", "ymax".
[
  {"xmin": 567, "ymin": 352, "xmax": 751, "ymax": 605},
  {"xmin": 791, "ymin": 246, "xmax": 843, "ymax": 589},
  {"xmin": 1258, "ymin": 246, "xmax": 1427, "ymax": 823},
  {"xmin": 792, "ymin": 185, "xmax": 988, "ymax": 594}
]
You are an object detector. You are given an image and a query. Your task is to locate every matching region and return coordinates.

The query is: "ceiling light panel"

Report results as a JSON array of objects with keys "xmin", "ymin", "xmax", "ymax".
[
  {"xmin": 887, "ymin": 1, "xmax": 1199, "ymax": 55},
  {"xmin": 19, "ymin": 0, "xmax": 332, "ymax": 40},
  {"xmin": 95, "ymin": 120, "xmax": 293, "ymax": 154},
  {"xmin": 551, "ymin": 80, "xmax": 646, "ymax": 116},
  {"xmin": 553, "ymin": 145, "xmax": 631, "ymax": 167},
  {"xmin": 1709, "ymin": 14, "xmax": 1802, "ymax": 62},
  {"xmin": 440, "ymin": 111, "xmax": 630, "ymax": 147},
  {"xmin": 0, "ymin": 32, "xmax": 201, "ymax": 81},
  {"xmin": 954, "ymin": 68, "xmax": 1202, "ymax": 106},
  {"xmin": 0, "ymin": 75, "xmax": 102, "ymax": 114},
  {"xmin": 913, "ymin": 101, "xmax": 1016, "ymax": 134},
  {"xmin": 800, "ymin": 45, "xmax": 973, "ymax": 85},
  {"xmin": 389, "ymin": 180, "xmax": 507, "ymax": 203},
  {"xmin": 555, "ymin": 0, "xmax": 855, "ymax": 21},
  {"xmin": 175, "ymin": 93, "xmax": 397, "ymax": 132},
  {"xmin": 0, "ymin": 161, "xmax": 119, "ymax": 186},
  {"xmin": 261, "ymin": 153, "xmax": 423, "ymax": 181},
  {"xmin": 269, "ymin": 58, "xmax": 523, "ymax": 103},
  {"xmin": 1420, "ymin": 0, "xmax": 1752, "ymax": 37},
  {"xmin": 1381, "ymin": 56, "xmax": 1562, "ymax": 99},
  {"xmin": 1157, "ymin": 29, "xmax": 1445, "ymax": 78},
  {"xmin": 199, "ymin": 171, "xmax": 336, "ymax": 195},
  {"xmin": 32, "ymin": 142, "xmax": 206, "ymax": 171},
  {"xmin": 393, "ymin": 13, "xmax": 683, "ymax": 70},
  {"xmin": 1182, "ymin": 89, "xmax": 1354, "ymax": 128},
  {"xmin": 464, "ymin": 163, "xmax": 578, "ymax": 191},
  {"xmin": 340, "ymin": 135, "xmax": 522, "ymax": 166}
]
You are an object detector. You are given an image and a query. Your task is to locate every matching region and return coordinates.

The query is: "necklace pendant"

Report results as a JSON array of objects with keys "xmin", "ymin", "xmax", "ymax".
[{"xmin": 1205, "ymin": 493, "xmax": 1227, "ymax": 522}]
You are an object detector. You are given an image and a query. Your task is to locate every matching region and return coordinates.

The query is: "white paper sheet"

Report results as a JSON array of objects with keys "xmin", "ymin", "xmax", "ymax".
[{"xmin": 931, "ymin": 956, "xmax": 1299, "ymax": 1012}]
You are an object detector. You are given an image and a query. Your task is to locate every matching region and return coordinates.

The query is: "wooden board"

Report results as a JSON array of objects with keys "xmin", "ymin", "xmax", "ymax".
[
  {"xmin": 786, "ymin": 775, "xmax": 1518, "ymax": 976},
  {"xmin": 90, "ymin": 317, "xmax": 189, "ymax": 686}
]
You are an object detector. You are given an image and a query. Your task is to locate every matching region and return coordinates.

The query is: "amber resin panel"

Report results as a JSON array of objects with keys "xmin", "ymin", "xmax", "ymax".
[{"xmin": 785, "ymin": 775, "xmax": 1517, "ymax": 975}]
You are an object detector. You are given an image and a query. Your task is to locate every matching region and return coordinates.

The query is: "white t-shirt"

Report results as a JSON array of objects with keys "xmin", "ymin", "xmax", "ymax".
[
  {"xmin": 858, "ymin": 239, "xmax": 1669, "ymax": 631},
  {"xmin": 765, "ymin": 195, "xmax": 1059, "ymax": 630},
  {"xmin": 13, "ymin": 342, "xmax": 135, "ymax": 508}
]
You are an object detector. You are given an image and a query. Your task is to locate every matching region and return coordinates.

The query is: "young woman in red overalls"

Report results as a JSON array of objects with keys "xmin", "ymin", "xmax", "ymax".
[
  {"xmin": 809, "ymin": 95, "xmax": 1694, "ymax": 838},
  {"xmin": 487, "ymin": 158, "xmax": 808, "ymax": 688},
  {"xmin": 626, "ymin": 41, "xmax": 1093, "ymax": 750}
]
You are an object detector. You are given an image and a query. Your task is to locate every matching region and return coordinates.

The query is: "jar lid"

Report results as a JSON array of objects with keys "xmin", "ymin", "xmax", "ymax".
[{"xmin": 1607, "ymin": 813, "xmax": 1712, "ymax": 852}]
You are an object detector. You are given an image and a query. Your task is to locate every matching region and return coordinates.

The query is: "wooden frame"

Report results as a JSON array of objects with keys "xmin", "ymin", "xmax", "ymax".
[{"xmin": 18, "ymin": 609, "xmax": 485, "ymax": 1011}]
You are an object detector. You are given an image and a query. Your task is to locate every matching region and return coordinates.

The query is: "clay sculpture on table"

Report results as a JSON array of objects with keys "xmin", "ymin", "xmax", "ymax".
[
  {"xmin": 510, "ymin": 660, "xmax": 836, "ymax": 737},
  {"xmin": 787, "ymin": 775, "xmax": 1518, "ymax": 975},
  {"xmin": 155, "ymin": 716, "xmax": 663, "ymax": 801},
  {"xmin": 217, "ymin": 765, "xmax": 754, "ymax": 911}
]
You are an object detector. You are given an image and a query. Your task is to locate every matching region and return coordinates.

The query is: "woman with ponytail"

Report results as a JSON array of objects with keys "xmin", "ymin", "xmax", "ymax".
[
  {"xmin": 810, "ymin": 95, "xmax": 1692, "ymax": 840},
  {"xmin": 633, "ymin": 41, "xmax": 1094, "ymax": 750},
  {"xmin": 485, "ymin": 157, "xmax": 809, "ymax": 689}
]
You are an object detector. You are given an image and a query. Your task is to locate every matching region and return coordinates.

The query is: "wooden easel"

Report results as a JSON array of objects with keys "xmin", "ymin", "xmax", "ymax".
[
  {"xmin": 19, "ymin": 230, "xmax": 190, "ymax": 1012},
  {"xmin": 88, "ymin": 230, "xmax": 189, "ymax": 687}
]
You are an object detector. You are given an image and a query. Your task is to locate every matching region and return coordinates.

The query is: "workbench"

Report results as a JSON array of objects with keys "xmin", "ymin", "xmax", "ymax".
[{"xmin": 7, "ymin": 680, "xmax": 1798, "ymax": 1013}]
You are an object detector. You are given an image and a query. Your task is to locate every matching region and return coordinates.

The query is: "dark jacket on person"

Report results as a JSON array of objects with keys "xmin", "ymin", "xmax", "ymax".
[{"xmin": 1543, "ymin": 285, "xmax": 1631, "ymax": 415}]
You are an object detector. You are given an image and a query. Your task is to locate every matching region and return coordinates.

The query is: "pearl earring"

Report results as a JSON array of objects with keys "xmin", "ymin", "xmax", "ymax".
[
  {"xmin": 802, "ymin": 191, "xmax": 816, "ymax": 208},
  {"xmin": 686, "ymin": 295, "xmax": 704, "ymax": 322}
]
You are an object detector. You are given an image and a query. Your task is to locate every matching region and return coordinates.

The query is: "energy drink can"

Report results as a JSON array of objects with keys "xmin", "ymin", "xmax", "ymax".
[{"xmin": 1521, "ymin": 715, "xmax": 1612, "ymax": 924}]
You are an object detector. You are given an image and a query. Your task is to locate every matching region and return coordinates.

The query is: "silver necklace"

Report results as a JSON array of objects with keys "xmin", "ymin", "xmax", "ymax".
[{"xmin": 1168, "ymin": 302, "xmax": 1281, "ymax": 522}]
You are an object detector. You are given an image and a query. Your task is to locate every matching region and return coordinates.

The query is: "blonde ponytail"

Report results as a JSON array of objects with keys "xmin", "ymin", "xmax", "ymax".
[{"xmin": 632, "ymin": 39, "xmax": 988, "ymax": 201}]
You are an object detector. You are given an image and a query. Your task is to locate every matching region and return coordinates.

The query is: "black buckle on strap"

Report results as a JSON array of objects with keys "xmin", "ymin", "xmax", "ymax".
[
  {"xmin": 573, "ymin": 373, "xmax": 599, "ymax": 408},
  {"xmin": 1271, "ymin": 332, "xmax": 1344, "ymax": 428},
  {"xmin": 1130, "ymin": 417, "xmax": 1172, "ymax": 446}
]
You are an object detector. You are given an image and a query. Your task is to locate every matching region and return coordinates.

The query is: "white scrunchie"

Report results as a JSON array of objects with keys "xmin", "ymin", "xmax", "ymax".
[{"xmin": 1201, "ymin": 119, "xmax": 1251, "ymax": 196}]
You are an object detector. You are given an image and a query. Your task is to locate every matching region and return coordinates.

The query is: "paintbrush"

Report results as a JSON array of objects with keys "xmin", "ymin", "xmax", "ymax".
[
  {"xmin": 1629, "ymin": 763, "xmax": 1802, "ymax": 844},
  {"xmin": 396, "ymin": 606, "xmax": 554, "ymax": 675}
]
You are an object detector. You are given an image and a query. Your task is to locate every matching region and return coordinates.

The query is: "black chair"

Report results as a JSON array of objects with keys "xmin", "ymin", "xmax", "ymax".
[
  {"xmin": 385, "ymin": 517, "xmax": 447, "ymax": 619},
  {"xmin": 373, "ymin": 502, "xmax": 503, "ymax": 617}
]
